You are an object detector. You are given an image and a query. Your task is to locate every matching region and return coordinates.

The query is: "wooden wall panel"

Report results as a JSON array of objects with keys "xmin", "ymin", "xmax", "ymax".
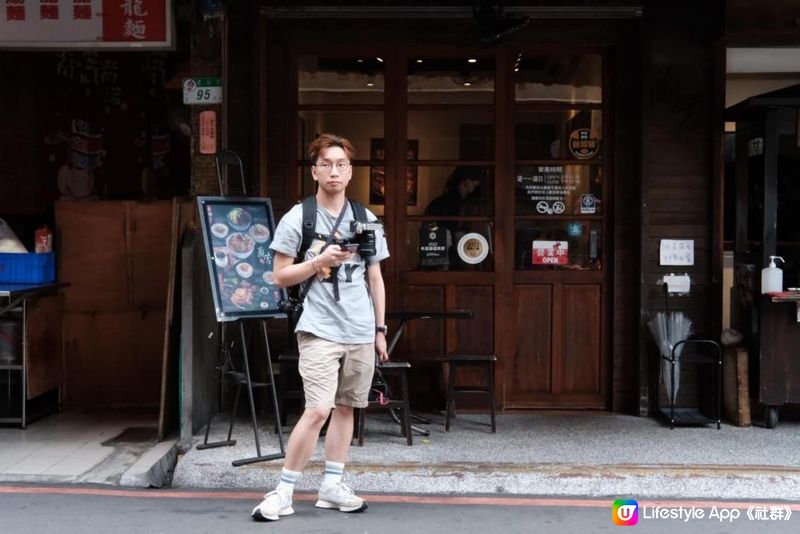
[
  {"xmin": 56, "ymin": 201, "xmax": 128, "ymax": 313},
  {"xmin": 639, "ymin": 1, "xmax": 722, "ymax": 414},
  {"xmin": 57, "ymin": 200, "xmax": 172, "ymax": 409},
  {"xmin": 611, "ymin": 22, "xmax": 641, "ymax": 414},
  {"xmin": 453, "ymin": 286, "xmax": 493, "ymax": 355},
  {"xmin": 25, "ymin": 294, "xmax": 63, "ymax": 398},
  {"xmin": 508, "ymin": 285, "xmax": 552, "ymax": 400},
  {"xmin": 63, "ymin": 310, "xmax": 164, "ymax": 408},
  {"xmin": 562, "ymin": 285, "xmax": 602, "ymax": 395},
  {"xmin": 130, "ymin": 202, "xmax": 173, "ymax": 309}
]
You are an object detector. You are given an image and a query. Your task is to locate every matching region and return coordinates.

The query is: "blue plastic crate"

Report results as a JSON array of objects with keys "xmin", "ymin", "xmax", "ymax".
[{"xmin": 0, "ymin": 252, "xmax": 55, "ymax": 284}]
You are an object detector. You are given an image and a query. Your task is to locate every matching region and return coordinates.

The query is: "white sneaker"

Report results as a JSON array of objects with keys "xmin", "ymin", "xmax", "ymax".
[
  {"xmin": 251, "ymin": 489, "xmax": 294, "ymax": 522},
  {"xmin": 315, "ymin": 482, "xmax": 368, "ymax": 513}
]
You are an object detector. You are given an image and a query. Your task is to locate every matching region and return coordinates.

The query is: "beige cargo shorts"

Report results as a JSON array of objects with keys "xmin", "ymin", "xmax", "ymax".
[{"xmin": 296, "ymin": 331, "xmax": 375, "ymax": 409}]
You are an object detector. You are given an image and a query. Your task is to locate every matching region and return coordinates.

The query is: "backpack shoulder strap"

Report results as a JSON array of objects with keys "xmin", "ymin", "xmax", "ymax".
[
  {"xmin": 348, "ymin": 198, "xmax": 368, "ymax": 223},
  {"xmin": 299, "ymin": 195, "xmax": 317, "ymax": 259}
]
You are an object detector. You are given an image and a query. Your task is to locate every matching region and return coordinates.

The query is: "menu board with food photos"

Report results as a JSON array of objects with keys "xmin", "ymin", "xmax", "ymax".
[{"xmin": 197, "ymin": 197, "xmax": 287, "ymax": 322}]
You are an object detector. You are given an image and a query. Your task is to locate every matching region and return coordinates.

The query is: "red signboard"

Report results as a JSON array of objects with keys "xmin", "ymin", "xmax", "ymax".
[
  {"xmin": 199, "ymin": 110, "xmax": 217, "ymax": 155},
  {"xmin": 532, "ymin": 240, "xmax": 569, "ymax": 266},
  {"xmin": 102, "ymin": 0, "xmax": 166, "ymax": 42},
  {"xmin": 1, "ymin": 0, "xmax": 172, "ymax": 48}
]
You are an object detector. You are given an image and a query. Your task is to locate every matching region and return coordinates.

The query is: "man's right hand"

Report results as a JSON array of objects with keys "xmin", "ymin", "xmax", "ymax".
[{"xmin": 316, "ymin": 244, "xmax": 354, "ymax": 269}]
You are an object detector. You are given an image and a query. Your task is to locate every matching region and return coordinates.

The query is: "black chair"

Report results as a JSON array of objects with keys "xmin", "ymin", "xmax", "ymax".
[
  {"xmin": 443, "ymin": 354, "xmax": 497, "ymax": 433},
  {"xmin": 355, "ymin": 362, "xmax": 413, "ymax": 446}
]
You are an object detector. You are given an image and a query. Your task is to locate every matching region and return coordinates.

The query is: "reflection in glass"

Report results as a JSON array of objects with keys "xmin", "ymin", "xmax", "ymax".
[
  {"xmin": 515, "ymin": 165, "xmax": 602, "ymax": 216},
  {"xmin": 408, "ymin": 110, "xmax": 494, "ymax": 161},
  {"xmin": 299, "ymin": 166, "xmax": 381, "ymax": 216},
  {"xmin": 408, "ymin": 221, "xmax": 494, "ymax": 272},
  {"xmin": 514, "ymin": 53, "xmax": 602, "ymax": 104},
  {"xmin": 516, "ymin": 110, "xmax": 602, "ymax": 160},
  {"xmin": 297, "ymin": 111, "xmax": 384, "ymax": 160},
  {"xmin": 408, "ymin": 57, "xmax": 495, "ymax": 105},
  {"xmin": 298, "ymin": 56, "xmax": 384, "ymax": 105},
  {"xmin": 408, "ymin": 165, "xmax": 494, "ymax": 216},
  {"xmin": 515, "ymin": 221, "xmax": 602, "ymax": 270}
]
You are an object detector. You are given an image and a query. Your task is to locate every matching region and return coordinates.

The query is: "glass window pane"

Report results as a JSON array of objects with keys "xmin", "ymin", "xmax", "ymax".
[
  {"xmin": 408, "ymin": 221, "xmax": 494, "ymax": 272},
  {"xmin": 515, "ymin": 221, "xmax": 602, "ymax": 270},
  {"xmin": 408, "ymin": 57, "xmax": 495, "ymax": 105},
  {"xmin": 297, "ymin": 111, "xmax": 383, "ymax": 160},
  {"xmin": 514, "ymin": 53, "xmax": 602, "ymax": 104},
  {"xmin": 410, "ymin": 165, "xmax": 493, "ymax": 216},
  {"xmin": 298, "ymin": 56, "xmax": 384, "ymax": 105},
  {"xmin": 408, "ymin": 110, "xmax": 494, "ymax": 161},
  {"xmin": 515, "ymin": 164, "xmax": 602, "ymax": 216},
  {"xmin": 299, "ymin": 165, "xmax": 383, "ymax": 216},
  {"xmin": 515, "ymin": 110, "xmax": 602, "ymax": 161}
]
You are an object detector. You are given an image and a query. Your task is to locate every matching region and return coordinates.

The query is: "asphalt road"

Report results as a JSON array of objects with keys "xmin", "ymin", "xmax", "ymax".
[{"xmin": 0, "ymin": 485, "xmax": 797, "ymax": 534}]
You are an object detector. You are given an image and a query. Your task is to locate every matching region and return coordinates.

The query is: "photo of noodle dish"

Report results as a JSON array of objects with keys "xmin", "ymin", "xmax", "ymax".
[
  {"xmin": 235, "ymin": 261, "xmax": 253, "ymax": 278},
  {"xmin": 226, "ymin": 232, "xmax": 255, "ymax": 259},
  {"xmin": 211, "ymin": 223, "xmax": 229, "ymax": 239},
  {"xmin": 227, "ymin": 208, "xmax": 252, "ymax": 231},
  {"xmin": 248, "ymin": 223, "xmax": 270, "ymax": 243}
]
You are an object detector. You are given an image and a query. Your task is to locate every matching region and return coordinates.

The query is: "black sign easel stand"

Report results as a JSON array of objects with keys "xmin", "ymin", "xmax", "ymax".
[
  {"xmin": 196, "ymin": 319, "xmax": 286, "ymax": 466},
  {"xmin": 195, "ymin": 150, "xmax": 286, "ymax": 466}
]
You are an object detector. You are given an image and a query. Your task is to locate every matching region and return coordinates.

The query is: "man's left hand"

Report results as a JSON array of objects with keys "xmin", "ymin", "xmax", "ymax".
[{"xmin": 375, "ymin": 333, "xmax": 388, "ymax": 363}]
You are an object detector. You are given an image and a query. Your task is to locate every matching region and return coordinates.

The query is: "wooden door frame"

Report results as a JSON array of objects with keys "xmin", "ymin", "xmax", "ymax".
[
  {"xmin": 501, "ymin": 44, "xmax": 613, "ymax": 409},
  {"xmin": 269, "ymin": 37, "xmax": 615, "ymax": 410}
]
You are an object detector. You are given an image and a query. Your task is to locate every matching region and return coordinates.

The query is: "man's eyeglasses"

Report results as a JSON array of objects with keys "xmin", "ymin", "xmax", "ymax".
[{"xmin": 314, "ymin": 161, "xmax": 351, "ymax": 173}]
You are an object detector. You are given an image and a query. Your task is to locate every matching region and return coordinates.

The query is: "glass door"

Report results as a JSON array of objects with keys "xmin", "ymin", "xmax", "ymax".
[{"xmin": 507, "ymin": 50, "xmax": 608, "ymax": 408}]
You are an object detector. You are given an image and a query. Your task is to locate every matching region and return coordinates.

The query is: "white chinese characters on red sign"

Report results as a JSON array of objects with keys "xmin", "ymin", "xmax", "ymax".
[
  {"xmin": 532, "ymin": 240, "xmax": 569, "ymax": 266},
  {"xmin": 104, "ymin": 0, "xmax": 165, "ymax": 42},
  {"xmin": 2, "ymin": 0, "xmax": 169, "ymax": 46}
]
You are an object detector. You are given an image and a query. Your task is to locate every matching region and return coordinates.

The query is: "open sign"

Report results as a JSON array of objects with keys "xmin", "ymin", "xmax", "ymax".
[{"xmin": 532, "ymin": 240, "xmax": 568, "ymax": 265}]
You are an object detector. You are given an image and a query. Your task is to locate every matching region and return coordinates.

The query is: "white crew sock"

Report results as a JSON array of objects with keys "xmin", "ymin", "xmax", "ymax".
[
  {"xmin": 276, "ymin": 468, "xmax": 301, "ymax": 496},
  {"xmin": 323, "ymin": 460, "xmax": 345, "ymax": 486}
]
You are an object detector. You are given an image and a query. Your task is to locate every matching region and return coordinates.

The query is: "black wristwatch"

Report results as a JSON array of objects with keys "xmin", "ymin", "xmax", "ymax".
[{"xmin": 375, "ymin": 325, "xmax": 388, "ymax": 335}]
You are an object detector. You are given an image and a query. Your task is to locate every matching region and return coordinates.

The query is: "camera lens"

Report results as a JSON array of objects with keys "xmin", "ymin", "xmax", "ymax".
[{"xmin": 359, "ymin": 229, "xmax": 376, "ymax": 257}]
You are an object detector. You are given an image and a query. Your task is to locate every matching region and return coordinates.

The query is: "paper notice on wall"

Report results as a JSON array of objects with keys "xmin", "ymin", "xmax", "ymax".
[
  {"xmin": 664, "ymin": 274, "xmax": 691, "ymax": 294},
  {"xmin": 659, "ymin": 239, "xmax": 694, "ymax": 266}
]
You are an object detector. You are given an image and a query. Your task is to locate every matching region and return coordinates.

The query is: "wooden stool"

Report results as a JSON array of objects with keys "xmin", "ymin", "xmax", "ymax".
[
  {"xmin": 276, "ymin": 353, "xmax": 303, "ymax": 429},
  {"xmin": 356, "ymin": 362, "xmax": 412, "ymax": 446},
  {"xmin": 444, "ymin": 354, "xmax": 497, "ymax": 433}
]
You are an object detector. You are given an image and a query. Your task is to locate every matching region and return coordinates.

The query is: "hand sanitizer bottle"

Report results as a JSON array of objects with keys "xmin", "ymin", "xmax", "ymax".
[{"xmin": 761, "ymin": 256, "xmax": 785, "ymax": 294}]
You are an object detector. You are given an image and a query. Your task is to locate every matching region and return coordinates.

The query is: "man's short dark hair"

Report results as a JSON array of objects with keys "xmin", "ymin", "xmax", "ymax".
[{"xmin": 307, "ymin": 133, "xmax": 356, "ymax": 165}]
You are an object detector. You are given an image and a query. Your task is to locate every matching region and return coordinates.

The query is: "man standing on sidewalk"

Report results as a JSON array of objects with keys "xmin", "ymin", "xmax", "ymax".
[{"xmin": 251, "ymin": 133, "xmax": 390, "ymax": 522}]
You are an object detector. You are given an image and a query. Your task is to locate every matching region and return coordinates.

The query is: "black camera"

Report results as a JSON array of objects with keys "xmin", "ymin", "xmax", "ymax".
[
  {"xmin": 278, "ymin": 297, "xmax": 303, "ymax": 325},
  {"xmin": 349, "ymin": 221, "xmax": 382, "ymax": 258}
]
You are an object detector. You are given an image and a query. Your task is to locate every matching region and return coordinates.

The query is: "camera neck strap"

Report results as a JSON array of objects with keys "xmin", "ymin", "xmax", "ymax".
[{"xmin": 297, "ymin": 198, "xmax": 349, "ymax": 304}]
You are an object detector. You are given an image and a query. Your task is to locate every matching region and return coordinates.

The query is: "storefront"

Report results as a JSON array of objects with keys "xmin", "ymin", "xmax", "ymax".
[
  {"xmin": 2, "ymin": 1, "xmax": 735, "ymax": 430},
  {"xmin": 254, "ymin": 2, "xmax": 666, "ymax": 413}
]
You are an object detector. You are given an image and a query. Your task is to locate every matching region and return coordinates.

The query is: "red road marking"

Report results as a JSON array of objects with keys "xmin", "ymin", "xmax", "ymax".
[{"xmin": 0, "ymin": 486, "xmax": 798, "ymax": 510}]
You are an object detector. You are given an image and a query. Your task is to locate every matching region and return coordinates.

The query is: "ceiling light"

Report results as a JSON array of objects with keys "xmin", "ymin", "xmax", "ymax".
[
  {"xmin": 356, "ymin": 58, "xmax": 363, "ymax": 63},
  {"xmin": 416, "ymin": 59, "xmax": 423, "ymax": 63},
  {"xmin": 376, "ymin": 57, "xmax": 384, "ymax": 63},
  {"xmin": 463, "ymin": 82, "xmax": 472, "ymax": 86},
  {"xmin": 514, "ymin": 67, "xmax": 519, "ymax": 72},
  {"xmin": 366, "ymin": 82, "xmax": 374, "ymax": 87},
  {"xmin": 468, "ymin": 58, "xmax": 477, "ymax": 63}
]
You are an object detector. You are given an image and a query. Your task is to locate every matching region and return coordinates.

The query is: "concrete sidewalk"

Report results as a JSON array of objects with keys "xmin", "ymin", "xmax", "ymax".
[
  {"xmin": 172, "ymin": 412, "xmax": 800, "ymax": 501},
  {"xmin": 0, "ymin": 411, "xmax": 176, "ymax": 487}
]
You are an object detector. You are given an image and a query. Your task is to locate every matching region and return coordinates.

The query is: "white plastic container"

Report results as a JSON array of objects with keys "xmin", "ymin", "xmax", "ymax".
[{"xmin": 761, "ymin": 256, "xmax": 785, "ymax": 294}]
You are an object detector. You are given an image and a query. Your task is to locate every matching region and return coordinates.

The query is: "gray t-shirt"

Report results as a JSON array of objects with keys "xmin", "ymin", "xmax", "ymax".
[{"xmin": 270, "ymin": 200, "xmax": 389, "ymax": 344}]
